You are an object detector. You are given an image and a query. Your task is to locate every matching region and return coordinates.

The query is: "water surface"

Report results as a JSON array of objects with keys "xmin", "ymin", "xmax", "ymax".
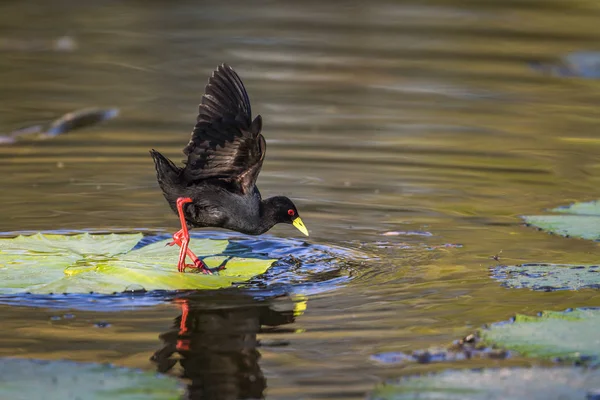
[{"xmin": 1, "ymin": 1, "xmax": 600, "ymax": 398}]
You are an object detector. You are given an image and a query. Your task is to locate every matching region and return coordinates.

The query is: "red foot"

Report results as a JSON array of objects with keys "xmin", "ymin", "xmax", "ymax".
[{"xmin": 170, "ymin": 197, "xmax": 213, "ymax": 274}]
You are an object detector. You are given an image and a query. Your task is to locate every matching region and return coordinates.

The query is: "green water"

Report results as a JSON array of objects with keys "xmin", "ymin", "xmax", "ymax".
[{"xmin": 0, "ymin": 1, "xmax": 599, "ymax": 399}]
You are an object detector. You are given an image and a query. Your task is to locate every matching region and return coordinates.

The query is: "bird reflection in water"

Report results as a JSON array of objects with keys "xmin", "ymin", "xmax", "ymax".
[{"xmin": 151, "ymin": 290, "xmax": 300, "ymax": 400}]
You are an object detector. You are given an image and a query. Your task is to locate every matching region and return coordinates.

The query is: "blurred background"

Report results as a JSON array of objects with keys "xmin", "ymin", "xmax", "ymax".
[{"xmin": 0, "ymin": 0, "xmax": 599, "ymax": 399}]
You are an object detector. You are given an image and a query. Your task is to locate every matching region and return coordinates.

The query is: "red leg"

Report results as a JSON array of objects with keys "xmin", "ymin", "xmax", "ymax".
[
  {"xmin": 175, "ymin": 299, "xmax": 190, "ymax": 351},
  {"xmin": 168, "ymin": 231, "xmax": 213, "ymax": 274},
  {"xmin": 170, "ymin": 197, "xmax": 211, "ymax": 273},
  {"xmin": 175, "ymin": 198, "xmax": 192, "ymax": 272},
  {"xmin": 168, "ymin": 230, "xmax": 201, "ymax": 262}
]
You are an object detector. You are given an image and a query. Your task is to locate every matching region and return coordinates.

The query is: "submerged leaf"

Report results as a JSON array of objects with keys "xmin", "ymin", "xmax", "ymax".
[
  {"xmin": 370, "ymin": 345, "xmax": 507, "ymax": 365},
  {"xmin": 491, "ymin": 263, "xmax": 600, "ymax": 291},
  {"xmin": 0, "ymin": 358, "xmax": 182, "ymax": 400},
  {"xmin": 370, "ymin": 367, "xmax": 600, "ymax": 400},
  {"xmin": 530, "ymin": 51, "xmax": 600, "ymax": 79},
  {"xmin": 0, "ymin": 233, "xmax": 276, "ymax": 294},
  {"xmin": 552, "ymin": 200, "xmax": 600, "ymax": 215},
  {"xmin": 480, "ymin": 308, "xmax": 600, "ymax": 365},
  {"xmin": 523, "ymin": 200, "xmax": 600, "ymax": 240}
]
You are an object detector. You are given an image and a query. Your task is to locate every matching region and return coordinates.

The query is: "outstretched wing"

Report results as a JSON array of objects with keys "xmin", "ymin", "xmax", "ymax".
[{"xmin": 182, "ymin": 64, "xmax": 266, "ymax": 194}]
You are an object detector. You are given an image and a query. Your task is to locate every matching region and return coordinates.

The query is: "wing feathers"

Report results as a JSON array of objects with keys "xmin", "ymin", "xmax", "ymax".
[{"xmin": 182, "ymin": 64, "xmax": 266, "ymax": 194}]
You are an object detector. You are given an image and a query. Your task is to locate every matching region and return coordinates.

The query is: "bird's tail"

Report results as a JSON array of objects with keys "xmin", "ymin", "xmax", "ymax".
[{"xmin": 150, "ymin": 149, "xmax": 181, "ymax": 187}]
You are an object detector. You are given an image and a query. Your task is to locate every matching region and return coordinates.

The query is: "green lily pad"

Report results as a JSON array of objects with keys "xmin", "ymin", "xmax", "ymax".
[
  {"xmin": 370, "ymin": 367, "xmax": 600, "ymax": 400},
  {"xmin": 0, "ymin": 233, "xmax": 276, "ymax": 294},
  {"xmin": 491, "ymin": 263, "xmax": 600, "ymax": 291},
  {"xmin": 523, "ymin": 200, "xmax": 600, "ymax": 240},
  {"xmin": 0, "ymin": 358, "xmax": 182, "ymax": 399},
  {"xmin": 480, "ymin": 308, "xmax": 600, "ymax": 365}
]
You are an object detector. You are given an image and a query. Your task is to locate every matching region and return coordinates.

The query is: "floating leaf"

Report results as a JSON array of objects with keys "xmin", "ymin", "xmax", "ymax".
[
  {"xmin": 370, "ymin": 367, "xmax": 600, "ymax": 400},
  {"xmin": 480, "ymin": 308, "xmax": 600, "ymax": 365},
  {"xmin": 0, "ymin": 358, "xmax": 182, "ymax": 399},
  {"xmin": 0, "ymin": 233, "xmax": 276, "ymax": 294},
  {"xmin": 491, "ymin": 263, "xmax": 600, "ymax": 291},
  {"xmin": 523, "ymin": 200, "xmax": 600, "ymax": 240}
]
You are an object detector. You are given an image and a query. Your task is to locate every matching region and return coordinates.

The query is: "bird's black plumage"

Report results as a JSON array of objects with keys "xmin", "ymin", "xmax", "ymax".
[{"xmin": 150, "ymin": 64, "xmax": 307, "ymax": 237}]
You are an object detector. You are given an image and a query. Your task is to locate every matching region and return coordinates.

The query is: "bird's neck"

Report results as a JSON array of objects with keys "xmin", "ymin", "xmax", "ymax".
[{"xmin": 256, "ymin": 198, "xmax": 280, "ymax": 234}]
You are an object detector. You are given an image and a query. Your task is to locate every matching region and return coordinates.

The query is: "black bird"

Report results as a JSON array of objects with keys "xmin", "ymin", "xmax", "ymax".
[{"xmin": 150, "ymin": 64, "xmax": 308, "ymax": 273}]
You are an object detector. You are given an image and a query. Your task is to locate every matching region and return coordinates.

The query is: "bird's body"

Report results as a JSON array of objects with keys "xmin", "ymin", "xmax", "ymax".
[
  {"xmin": 150, "ymin": 64, "xmax": 308, "ymax": 272},
  {"xmin": 148, "ymin": 161, "xmax": 266, "ymax": 235}
]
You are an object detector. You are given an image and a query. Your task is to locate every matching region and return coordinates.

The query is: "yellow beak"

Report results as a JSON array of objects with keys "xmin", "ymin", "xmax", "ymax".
[{"xmin": 292, "ymin": 216, "xmax": 309, "ymax": 236}]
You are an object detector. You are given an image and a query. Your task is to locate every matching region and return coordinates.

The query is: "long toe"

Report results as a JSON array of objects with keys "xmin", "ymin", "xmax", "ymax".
[
  {"xmin": 213, "ymin": 263, "xmax": 227, "ymax": 272},
  {"xmin": 193, "ymin": 259, "xmax": 214, "ymax": 275}
]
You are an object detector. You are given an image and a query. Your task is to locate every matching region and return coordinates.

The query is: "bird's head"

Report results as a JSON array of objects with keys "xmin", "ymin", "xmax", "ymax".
[{"xmin": 266, "ymin": 196, "xmax": 309, "ymax": 236}]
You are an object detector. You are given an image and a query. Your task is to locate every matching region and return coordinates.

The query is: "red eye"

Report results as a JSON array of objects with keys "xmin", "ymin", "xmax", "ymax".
[{"xmin": 287, "ymin": 209, "xmax": 295, "ymax": 216}]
